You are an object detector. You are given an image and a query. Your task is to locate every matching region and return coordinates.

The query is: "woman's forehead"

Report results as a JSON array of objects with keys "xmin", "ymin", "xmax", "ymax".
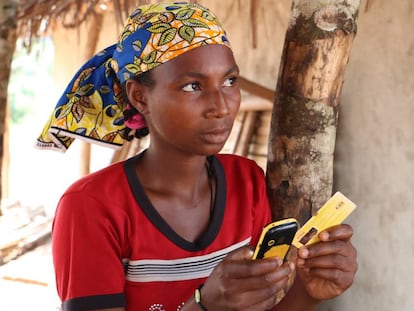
[
  {"xmin": 114, "ymin": 2, "xmax": 232, "ymax": 84},
  {"xmin": 150, "ymin": 44, "xmax": 238, "ymax": 79}
]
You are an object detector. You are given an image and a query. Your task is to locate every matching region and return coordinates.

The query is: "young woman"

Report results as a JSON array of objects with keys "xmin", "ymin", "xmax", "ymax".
[{"xmin": 37, "ymin": 2, "xmax": 357, "ymax": 311}]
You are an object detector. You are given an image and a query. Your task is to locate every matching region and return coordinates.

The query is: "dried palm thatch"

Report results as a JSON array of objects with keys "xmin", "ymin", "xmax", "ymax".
[
  {"xmin": 17, "ymin": 0, "xmax": 198, "ymax": 46},
  {"xmin": 17, "ymin": 0, "xmax": 376, "ymax": 49},
  {"xmin": 17, "ymin": 0, "xmax": 275, "ymax": 50}
]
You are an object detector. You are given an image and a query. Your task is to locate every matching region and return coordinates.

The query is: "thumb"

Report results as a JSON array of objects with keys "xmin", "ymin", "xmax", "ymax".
[{"xmin": 223, "ymin": 246, "xmax": 254, "ymax": 261}]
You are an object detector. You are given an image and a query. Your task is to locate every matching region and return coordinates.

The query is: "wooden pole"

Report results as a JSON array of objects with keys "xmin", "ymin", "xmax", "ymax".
[
  {"xmin": 79, "ymin": 10, "xmax": 104, "ymax": 177},
  {"xmin": 266, "ymin": 0, "xmax": 361, "ymax": 224},
  {"xmin": 0, "ymin": 0, "xmax": 18, "ymax": 211},
  {"xmin": 234, "ymin": 111, "xmax": 260, "ymax": 157}
]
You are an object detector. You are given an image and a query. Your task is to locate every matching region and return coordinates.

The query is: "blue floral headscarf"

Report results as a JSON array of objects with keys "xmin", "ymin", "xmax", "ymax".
[{"xmin": 36, "ymin": 2, "xmax": 231, "ymax": 152}]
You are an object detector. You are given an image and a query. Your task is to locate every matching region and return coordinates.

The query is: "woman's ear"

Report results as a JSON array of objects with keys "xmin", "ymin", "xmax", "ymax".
[{"xmin": 125, "ymin": 79, "xmax": 148, "ymax": 114}]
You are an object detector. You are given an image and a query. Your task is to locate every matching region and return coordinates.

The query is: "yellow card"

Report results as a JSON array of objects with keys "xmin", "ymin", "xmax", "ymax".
[{"xmin": 292, "ymin": 191, "xmax": 356, "ymax": 248}]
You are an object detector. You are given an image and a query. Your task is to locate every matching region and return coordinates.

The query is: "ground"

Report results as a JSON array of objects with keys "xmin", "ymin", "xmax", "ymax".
[
  {"xmin": 0, "ymin": 238, "xmax": 60, "ymax": 310},
  {"xmin": 0, "ymin": 123, "xmax": 113, "ymax": 310}
]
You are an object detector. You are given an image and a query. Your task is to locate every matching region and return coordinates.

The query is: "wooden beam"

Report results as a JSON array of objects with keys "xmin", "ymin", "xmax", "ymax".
[
  {"xmin": 239, "ymin": 94, "xmax": 273, "ymax": 112},
  {"xmin": 238, "ymin": 76, "xmax": 275, "ymax": 103}
]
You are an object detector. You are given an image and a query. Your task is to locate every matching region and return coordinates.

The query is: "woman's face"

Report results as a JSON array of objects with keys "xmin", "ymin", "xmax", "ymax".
[{"xmin": 135, "ymin": 44, "xmax": 241, "ymax": 156}]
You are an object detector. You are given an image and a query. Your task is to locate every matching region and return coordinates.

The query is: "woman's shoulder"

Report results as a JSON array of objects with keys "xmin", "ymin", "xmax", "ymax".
[
  {"xmin": 65, "ymin": 160, "xmax": 127, "ymax": 194},
  {"xmin": 215, "ymin": 153, "xmax": 264, "ymax": 172},
  {"xmin": 214, "ymin": 154, "xmax": 266, "ymax": 183}
]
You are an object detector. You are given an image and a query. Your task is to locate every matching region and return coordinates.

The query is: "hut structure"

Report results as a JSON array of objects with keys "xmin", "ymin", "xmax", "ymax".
[{"xmin": 1, "ymin": 0, "xmax": 414, "ymax": 310}]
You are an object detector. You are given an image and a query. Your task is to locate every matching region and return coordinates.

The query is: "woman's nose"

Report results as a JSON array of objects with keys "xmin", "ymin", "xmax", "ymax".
[{"xmin": 206, "ymin": 89, "xmax": 230, "ymax": 118}]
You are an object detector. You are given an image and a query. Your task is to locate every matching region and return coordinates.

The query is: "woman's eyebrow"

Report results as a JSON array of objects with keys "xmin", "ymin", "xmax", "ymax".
[
  {"xmin": 226, "ymin": 64, "xmax": 240, "ymax": 76},
  {"xmin": 182, "ymin": 65, "xmax": 240, "ymax": 80}
]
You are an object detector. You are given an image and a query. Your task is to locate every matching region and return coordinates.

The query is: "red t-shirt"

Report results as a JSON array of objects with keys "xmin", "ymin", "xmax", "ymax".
[{"xmin": 52, "ymin": 153, "xmax": 271, "ymax": 311}]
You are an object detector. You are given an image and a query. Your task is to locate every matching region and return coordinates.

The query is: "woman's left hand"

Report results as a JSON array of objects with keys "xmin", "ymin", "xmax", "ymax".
[{"xmin": 295, "ymin": 224, "xmax": 358, "ymax": 300}]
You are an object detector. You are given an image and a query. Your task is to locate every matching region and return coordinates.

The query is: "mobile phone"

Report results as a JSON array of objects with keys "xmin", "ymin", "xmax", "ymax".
[{"xmin": 252, "ymin": 218, "xmax": 299, "ymax": 260}]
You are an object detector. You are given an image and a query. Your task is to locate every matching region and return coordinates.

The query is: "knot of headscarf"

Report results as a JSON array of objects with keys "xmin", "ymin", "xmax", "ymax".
[{"xmin": 36, "ymin": 2, "xmax": 231, "ymax": 152}]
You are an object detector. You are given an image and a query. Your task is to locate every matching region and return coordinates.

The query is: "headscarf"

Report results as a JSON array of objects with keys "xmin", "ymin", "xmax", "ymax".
[{"xmin": 36, "ymin": 2, "xmax": 231, "ymax": 152}]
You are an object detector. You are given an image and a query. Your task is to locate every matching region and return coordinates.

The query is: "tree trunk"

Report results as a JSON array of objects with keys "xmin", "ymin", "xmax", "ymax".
[
  {"xmin": 266, "ymin": 0, "xmax": 361, "ymax": 224},
  {"xmin": 0, "ymin": 0, "xmax": 18, "ymax": 214}
]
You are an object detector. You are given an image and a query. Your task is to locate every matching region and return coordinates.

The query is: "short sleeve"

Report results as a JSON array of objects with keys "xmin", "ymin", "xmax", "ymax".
[{"xmin": 52, "ymin": 191, "xmax": 128, "ymax": 310}]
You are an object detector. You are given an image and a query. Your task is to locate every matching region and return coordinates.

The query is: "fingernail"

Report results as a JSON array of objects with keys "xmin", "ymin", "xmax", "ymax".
[
  {"xmin": 320, "ymin": 231, "xmax": 329, "ymax": 241},
  {"xmin": 299, "ymin": 247, "xmax": 309, "ymax": 258}
]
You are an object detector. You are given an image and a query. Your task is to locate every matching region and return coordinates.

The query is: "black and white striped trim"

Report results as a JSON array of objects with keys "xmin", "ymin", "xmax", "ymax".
[{"xmin": 125, "ymin": 238, "xmax": 250, "ymax": 282}]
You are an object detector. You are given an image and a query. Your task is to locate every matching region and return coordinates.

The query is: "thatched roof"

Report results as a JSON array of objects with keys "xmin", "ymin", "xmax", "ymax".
[
  {"xmin": 17, "ymin": 0, "xmax": 375, "ymax": 49},
  {"xmin": 17, "ymin": 0, "xmax": 198, "ymax": 45}
]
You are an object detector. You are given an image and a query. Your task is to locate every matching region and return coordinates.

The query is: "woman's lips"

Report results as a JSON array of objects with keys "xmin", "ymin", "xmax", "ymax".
[{"xmin": 200, "ymin": 127, "xmax": 231, "ymax": 144}]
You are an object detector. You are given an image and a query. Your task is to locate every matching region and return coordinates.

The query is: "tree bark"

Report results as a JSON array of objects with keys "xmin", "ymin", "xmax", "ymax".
[
  {"xmin": 0, "ymin": 0, "xmax": 18, "ymax": 214},
  {"xmin": 266, "ymin": 0, "xmax": 361, "ymax": 224}
]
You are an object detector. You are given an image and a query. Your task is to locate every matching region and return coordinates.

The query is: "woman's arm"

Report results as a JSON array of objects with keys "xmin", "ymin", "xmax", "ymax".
[{"xmin": 53, "ymin": 192, "xmax": 128, "ymax": 310}]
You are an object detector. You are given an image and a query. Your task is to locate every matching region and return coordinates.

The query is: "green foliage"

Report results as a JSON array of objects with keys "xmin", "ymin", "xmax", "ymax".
[{"xmin": 8, "ymin": 37, "xmax": 54, "ymax": 124}]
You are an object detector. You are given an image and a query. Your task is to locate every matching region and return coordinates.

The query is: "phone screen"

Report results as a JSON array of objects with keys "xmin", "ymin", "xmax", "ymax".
[{"xmin": 253, "ymin": 219, "xmax": 298, "ymax": 260}]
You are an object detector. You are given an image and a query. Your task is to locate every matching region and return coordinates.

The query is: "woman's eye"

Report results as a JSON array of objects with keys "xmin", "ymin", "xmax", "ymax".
[
  {"xmin": 182, "ymin": 82, "xmax": 200, "ymax": 92},
  {"xmin": 223, "ymin": 77, "xmax": 237, "ymax": 87}
]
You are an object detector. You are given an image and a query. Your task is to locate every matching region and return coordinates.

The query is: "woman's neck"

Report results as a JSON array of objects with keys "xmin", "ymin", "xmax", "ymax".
[
  {"xmin": 134, "ymin": 147, "xmax": 216, "ymax": 242},
  {"xmin": 135, "ymin": 147, "xmax": 210, "ymax": 196}
]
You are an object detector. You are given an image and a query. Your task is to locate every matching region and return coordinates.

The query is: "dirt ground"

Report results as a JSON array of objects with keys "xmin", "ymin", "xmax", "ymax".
[{"xmin": 0, "ymin": 238, "xmax": 61, "ymax": 311}]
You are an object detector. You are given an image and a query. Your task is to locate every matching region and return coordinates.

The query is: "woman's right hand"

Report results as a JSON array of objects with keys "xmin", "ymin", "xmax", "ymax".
[{"xmin": 199, "ymin": 246, "xmax": 293, "ymax": 311}]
